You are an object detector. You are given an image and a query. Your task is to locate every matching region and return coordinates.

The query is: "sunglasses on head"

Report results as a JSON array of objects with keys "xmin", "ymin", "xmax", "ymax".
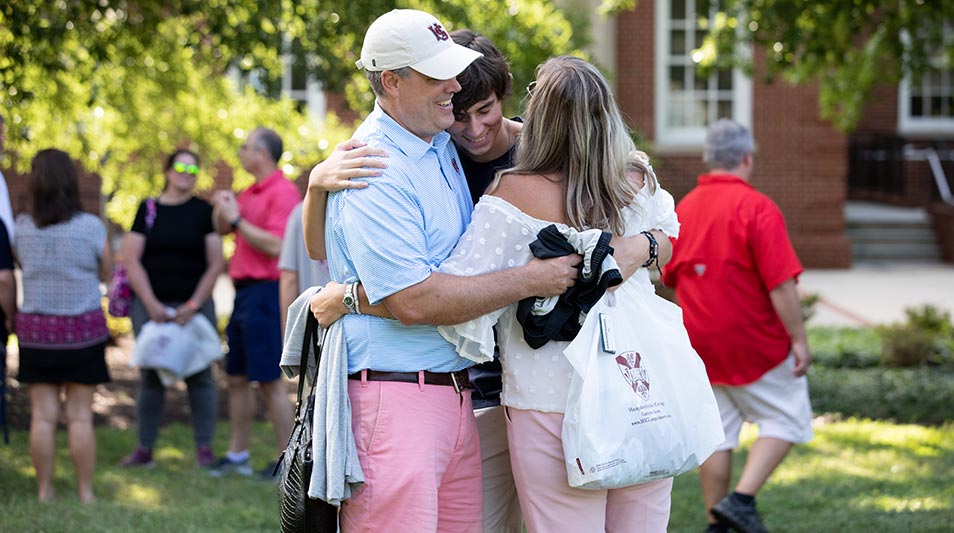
[{"xmin": 173, "ymin": 162, "xmax": 199, "ymax": 175}]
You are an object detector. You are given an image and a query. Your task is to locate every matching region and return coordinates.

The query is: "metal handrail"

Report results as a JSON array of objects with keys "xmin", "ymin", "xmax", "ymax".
[{"xmin": 903, "ymin": 145, "xmax": 954, "ymax": 205}]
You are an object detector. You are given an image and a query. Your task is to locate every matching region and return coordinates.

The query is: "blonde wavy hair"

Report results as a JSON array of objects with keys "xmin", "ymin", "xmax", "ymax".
[{"xmin": 504, "ymin": 56, "xmax": 655, "ymax": 234}]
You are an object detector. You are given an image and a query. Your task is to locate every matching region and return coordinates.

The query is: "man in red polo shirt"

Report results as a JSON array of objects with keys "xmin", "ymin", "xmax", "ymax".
[
  {"xmin": 662, "ymin": 119, "xmax": 813, "ymax": 533},
  {"xmin": 210, "ymin": 127, "xmax": 301, "ymax": 479}
]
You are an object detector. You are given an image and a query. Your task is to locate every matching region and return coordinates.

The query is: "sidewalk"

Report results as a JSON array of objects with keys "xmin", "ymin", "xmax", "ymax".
[{"xmin": 799, "ymin": 262, "xmax": 954, "ymax": 327}]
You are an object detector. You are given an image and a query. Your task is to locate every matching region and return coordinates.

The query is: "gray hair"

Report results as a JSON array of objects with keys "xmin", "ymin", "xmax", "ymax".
[
  {"xmin": 703, "ymin": 119, "xmax": 754, "ymax": 170},
  {"xmin": 367, "ymin": 67, "xmax": 413, "ymax": 98}
]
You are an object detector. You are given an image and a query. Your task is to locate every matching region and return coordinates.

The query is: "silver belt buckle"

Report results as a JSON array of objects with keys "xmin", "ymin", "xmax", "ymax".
[{"xmin": 451, "ymin": 372, "xmax": 461, "ymax": 394}]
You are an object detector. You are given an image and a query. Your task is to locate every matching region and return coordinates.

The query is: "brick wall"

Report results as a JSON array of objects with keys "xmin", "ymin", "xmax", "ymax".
[
  {"xmin": 4, "ymin": 158, "xmax": 103, "ymax": 218},
  {"xmin": 615, "ymin": 2, "xmax": 851, "ymax": 267}
]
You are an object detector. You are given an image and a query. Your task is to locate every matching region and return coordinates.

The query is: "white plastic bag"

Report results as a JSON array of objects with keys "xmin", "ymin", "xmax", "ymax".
[
  {"xmin": 561, "ymin": 280, "xmax": 725, "ymax": 490},
  {"xmin": 130, "ymin": 315, "xmax": 223, "ymax": 386}
]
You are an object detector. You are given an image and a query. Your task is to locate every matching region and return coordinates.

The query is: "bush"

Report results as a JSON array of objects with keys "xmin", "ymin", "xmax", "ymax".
[
  {"xmin": 879, "ymin": 305, "xmax": 954, "ymax": 367},
  {"xmin": 800, "ymin": 292, "xmax": 822, "ymax": 323},
  {"xmin": 808, "ymin": 327, "xmax": 882, "ymax": 368},
  {"xmin": 810, "ymin": 366, "xmax": 954, "ymax": 424}
]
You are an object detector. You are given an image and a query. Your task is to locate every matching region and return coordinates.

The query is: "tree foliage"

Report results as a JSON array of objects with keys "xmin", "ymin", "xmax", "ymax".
[
  {"xmin": 696, "ymin": 0, "xmax": 954, "ymax": 131},
  {"xmin": 0, "ymin": 1, "xmax": 585, "ymax": 227},
  {"xmin": 601, "ymin": 0, "xmax": 954, "ymax": 132}
]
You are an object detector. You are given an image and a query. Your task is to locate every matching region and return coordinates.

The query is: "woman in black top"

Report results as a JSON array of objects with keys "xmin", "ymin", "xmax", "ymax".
[{"xmin": 118, "ymin": 149, "xmax": 225, "ymax": 468}]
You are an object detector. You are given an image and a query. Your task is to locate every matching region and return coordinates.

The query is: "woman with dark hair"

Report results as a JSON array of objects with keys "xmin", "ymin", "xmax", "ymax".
[
  {"xmin": 14, "ymin": 148, "xmax": 112, "ymax": 503},
  {"xmin": 118, "ymin": 148, "xmax": 224, "ymax": 469}
]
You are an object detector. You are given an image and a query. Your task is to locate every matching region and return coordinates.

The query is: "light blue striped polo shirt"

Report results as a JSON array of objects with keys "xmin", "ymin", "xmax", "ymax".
[{"xmin": 326, "ymin": 102, "xmax": 475, "ymax": 374}]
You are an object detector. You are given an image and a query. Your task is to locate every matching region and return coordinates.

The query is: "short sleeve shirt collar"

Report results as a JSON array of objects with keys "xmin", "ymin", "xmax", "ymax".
[{"xmin": 368, "ymin": 101, "xmax": 452, "ymax": 161}]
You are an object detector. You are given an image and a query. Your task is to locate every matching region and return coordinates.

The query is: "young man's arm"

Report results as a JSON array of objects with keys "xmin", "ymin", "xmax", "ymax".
[{"xmin": 303, "ymin": 139, "xmax": 388, "ymax": 260}]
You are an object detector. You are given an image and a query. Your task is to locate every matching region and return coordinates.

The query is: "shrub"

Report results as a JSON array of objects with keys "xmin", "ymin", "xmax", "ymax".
[
  {"xmin": 808, "ymin": 327, "xmax": 881, "ymax": 368},
  {"xmin": 879, "ymin": 305, "xmax": 954, "ymax": 367},
  {"xmin": 809, "ymin": 366, "xmax": 954, "ymax": 424},
  {"xmin": 800, "ymin": 292, "xmax": 822, "ymax": 323}
]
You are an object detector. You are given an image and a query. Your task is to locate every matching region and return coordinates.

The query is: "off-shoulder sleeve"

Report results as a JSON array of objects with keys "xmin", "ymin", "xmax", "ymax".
[{"xmin": 437, "ymin": 197, "xmax": 537, "ymax": 363}]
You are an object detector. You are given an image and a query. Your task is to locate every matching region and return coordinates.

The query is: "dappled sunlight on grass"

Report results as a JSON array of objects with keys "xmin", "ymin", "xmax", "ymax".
[
  {"xmin": 118, "ymin": 482, "xmax": 163, "ymax": 507},
  {"xmin": 859, "ymin": 494, "xmax": 948, "ymax": 513},
  {"xmin": 154, "ymin": 446, "xmax": 186, "ymax": 462},
  {"xmin": 2, "ymin": 419, "xmax": 951, "ymax": 532}
]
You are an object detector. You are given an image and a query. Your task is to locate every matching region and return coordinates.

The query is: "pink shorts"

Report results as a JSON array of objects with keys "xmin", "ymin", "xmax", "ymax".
[
  {"xmin": 339, "ymin": 376, "xmax": 483, "ymax": 532},
  {"xmin": 505, "ymin": 407, "xmax": 673, "ymax": 533}
]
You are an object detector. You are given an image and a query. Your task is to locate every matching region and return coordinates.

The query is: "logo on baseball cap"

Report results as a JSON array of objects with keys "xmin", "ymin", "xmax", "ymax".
[{"xmin": 356, "ymin": 9, "xmax": 482, "ymax": 80}]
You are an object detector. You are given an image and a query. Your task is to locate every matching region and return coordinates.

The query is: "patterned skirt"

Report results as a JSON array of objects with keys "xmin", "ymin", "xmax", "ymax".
[{"xmin": 15, "ymin": 309, "xmax": 110, "ymax": 384}]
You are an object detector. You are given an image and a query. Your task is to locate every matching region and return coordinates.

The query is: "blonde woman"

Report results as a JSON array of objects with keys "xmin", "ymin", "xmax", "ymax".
[{"xmin": 436, "ymin": 56, "xmax": 680, "ymax": 532}]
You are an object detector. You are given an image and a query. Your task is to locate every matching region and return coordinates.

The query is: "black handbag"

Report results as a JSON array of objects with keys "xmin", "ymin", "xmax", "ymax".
[{"xmin": 276, "ymin": 313, "xmax": 339, "ymax": 532}]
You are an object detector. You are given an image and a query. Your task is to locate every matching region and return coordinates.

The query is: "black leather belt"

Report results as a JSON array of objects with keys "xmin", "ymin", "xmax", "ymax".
[{"xmin": 348, "ymin": 370, "xmax": 472, "ymax": 393}]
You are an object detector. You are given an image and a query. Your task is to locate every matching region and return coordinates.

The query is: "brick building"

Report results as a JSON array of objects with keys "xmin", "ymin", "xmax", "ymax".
[{"xmin": 606, "ymin": 1, "xmax": 953, "ymax": 267}]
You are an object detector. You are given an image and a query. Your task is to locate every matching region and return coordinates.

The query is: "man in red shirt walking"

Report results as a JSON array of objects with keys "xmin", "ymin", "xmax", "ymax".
[{"xmin": 662, "ymin": 119, "xmax": 813, "ymax": 533}]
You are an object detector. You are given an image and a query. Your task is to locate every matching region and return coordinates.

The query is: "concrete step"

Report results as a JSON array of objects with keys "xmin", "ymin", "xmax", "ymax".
[
  {"xmin": 844, "ymin": 201, "xmax": 931, "ymax": 224},
  {"xmin": 845, "ymin": 225, "xmax": 939, "ymax": 243},
  {"xmin": 844, "ymin": 201, "xmax": 943, "ymax": 263},
  {"xmin": 852, "ymin": 241, "xmax": 943, "ymax": 261}
]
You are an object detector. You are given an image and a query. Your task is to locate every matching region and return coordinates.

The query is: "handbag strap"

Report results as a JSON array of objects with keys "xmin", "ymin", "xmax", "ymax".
[
  {"xmin": 292, "ymin": 311, "xmax": 323, "ymax": 418},
  {"xmin": 144, "ymin": 198, "xmax": 158, "ymax": 232}
]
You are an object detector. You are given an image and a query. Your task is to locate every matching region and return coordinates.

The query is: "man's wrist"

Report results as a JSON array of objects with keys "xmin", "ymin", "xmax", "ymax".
[{"xmin": 342, "ymin": 281, "xmax": 360, "ymax": 314}]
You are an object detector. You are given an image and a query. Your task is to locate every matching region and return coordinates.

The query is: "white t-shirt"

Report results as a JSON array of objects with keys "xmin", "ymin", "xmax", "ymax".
[
  {"xmin": 278, "ymin": 202, "xmax": 331, "ymax": 293},
  {"xmin": 439, "ymin": 183, "xmax": 680, "ymax": 413},
  {"xmin": 0, "ymin": 171, "xmax": 14, "ymax": 241}
]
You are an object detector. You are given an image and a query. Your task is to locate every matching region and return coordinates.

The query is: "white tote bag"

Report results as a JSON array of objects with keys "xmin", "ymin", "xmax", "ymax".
[
  {"xmin": 130, "ymin": 315, "xmax": 222, "ymax": 386},
  {"xmin": 561, "ymin": 280, "xmax": 725, "ymax": 490}
]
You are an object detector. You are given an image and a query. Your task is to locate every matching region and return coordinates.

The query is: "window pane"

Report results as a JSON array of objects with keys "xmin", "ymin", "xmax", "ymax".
[
  {"xmin": 694, "ymin": 71, "xmax": 709, "ymax": 90},
  {"xmin": 930, "ymin": 96, "xmax": 945, "ymax": 116},
  {"xmin": 671, "ymin": 0, "xmax": 686, "ymax": 20},
  {"xmin": 292, "ymin": 60, "xmax": 308, "ymax": 91},
  {"xmin": 717, "ymin": 99, "xmax": 733, "ymax": 119},
  {"xmin": 671, "ymin": 30, "xmax": 687, "ymax": 54},
  {"xmin": 688, "ymin": 97, "xmax": 707, "ymax": 126},
  {"xmin": 670, "ymin": 66, "xmax": 686, "ymax": 91},
  {"xmin": 668, "ymin": 94, "xmax": 687, "ymax": 127},
  {"xmin": 697, "ymin": 0, "xmax": 712, "ymax": 18},
  {"xmin": 695, "ymin": 30, "xmax": 707, "ymax": 48},
  {"xmin": 718, "ymin": 69, "xmax": 733, "ymax": 90},
  {"xmin": 911, "ymin": 95, "xmax": 924, "ymax": 116}
]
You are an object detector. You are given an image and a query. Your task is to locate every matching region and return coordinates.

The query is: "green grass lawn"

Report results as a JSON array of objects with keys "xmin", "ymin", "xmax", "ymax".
[{"xmin": 0, "ymin": 419, "xmax": 952, "ymax": 532}]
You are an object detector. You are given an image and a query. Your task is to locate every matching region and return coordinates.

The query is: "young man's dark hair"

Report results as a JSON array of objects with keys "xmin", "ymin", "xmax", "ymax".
[{"xmin": 451, "ymin": 29, "xmax": 514, "ymax": 121}]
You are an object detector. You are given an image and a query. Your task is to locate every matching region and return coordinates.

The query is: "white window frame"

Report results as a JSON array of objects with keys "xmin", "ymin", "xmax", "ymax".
[
  {"xmin": 654, "ymin": 0, "xmax": 751, "ymax": 151},
  {"xmin": 898, "ymin": 29, "xmax": 954, "ymax": 136},
  {"xmin": 282, "ymin": 51, "xmax": 326, "ymax": 126}
]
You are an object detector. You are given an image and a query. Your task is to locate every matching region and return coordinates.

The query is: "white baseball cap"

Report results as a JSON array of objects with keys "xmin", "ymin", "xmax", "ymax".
[{"xmin": 356, "ymin": 9, "xmax": 482, "ymax": 80}]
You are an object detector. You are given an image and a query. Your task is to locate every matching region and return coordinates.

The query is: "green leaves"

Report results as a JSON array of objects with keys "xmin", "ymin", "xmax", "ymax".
[{"xmin": 1, "ymin": 1, "xmax": 585, "ymax": 227}]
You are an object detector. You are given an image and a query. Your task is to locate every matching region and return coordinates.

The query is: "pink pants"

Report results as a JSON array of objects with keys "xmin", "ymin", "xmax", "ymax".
[
  {"xmin": 339, "ymin": 376, "xmax": 482, "ymax": 533},
  {"xmin": 505, "ymin": 407, "xmax": 673, "ymax": 533}
]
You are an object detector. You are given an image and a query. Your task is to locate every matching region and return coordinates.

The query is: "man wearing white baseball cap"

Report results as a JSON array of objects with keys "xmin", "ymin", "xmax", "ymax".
[{"xmin": 320, "ymin": 8, "xmax": 579, "ymax": 532}]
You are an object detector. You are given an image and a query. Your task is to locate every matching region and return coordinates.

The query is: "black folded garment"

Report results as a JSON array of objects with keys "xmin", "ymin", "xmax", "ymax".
[{"xmin": 516, "ymin": 224, "xmax": 622, "ymax": 349}]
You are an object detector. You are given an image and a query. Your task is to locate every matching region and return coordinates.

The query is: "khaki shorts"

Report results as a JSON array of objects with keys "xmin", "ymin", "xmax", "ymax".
[{"xmin": 713, "ymin": 353, "xmax": 814, "ymax": 451}]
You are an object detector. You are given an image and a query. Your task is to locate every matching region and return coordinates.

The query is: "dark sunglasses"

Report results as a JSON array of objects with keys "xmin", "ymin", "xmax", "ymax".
[{"xmin": 173, "ymin": 162, "xmax": 199, "ymax": 175}]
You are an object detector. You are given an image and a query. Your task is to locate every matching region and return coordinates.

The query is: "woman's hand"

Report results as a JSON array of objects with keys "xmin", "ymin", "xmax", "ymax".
[
  {"xmin": 146, "ymin": 300, "xmax": 171, "ymax": 323},
  {"xmin": 173, "ymin": 302, "xmax": 197, "ymax": 326},
  {"xmin": 310, "ymin": 282, "xmax": 350, "ymax": 327}
]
